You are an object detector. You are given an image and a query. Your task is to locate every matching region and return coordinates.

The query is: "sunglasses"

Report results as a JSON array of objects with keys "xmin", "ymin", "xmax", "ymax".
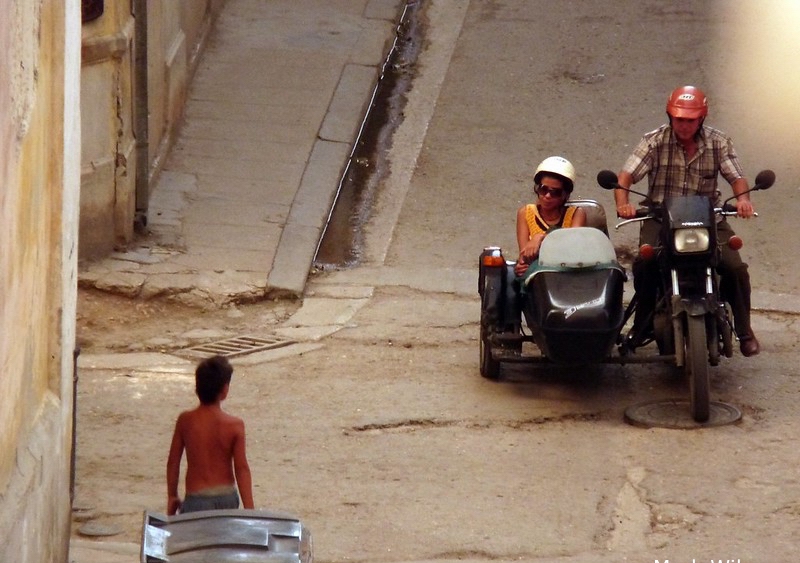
[{"xmin": 535, "ymin": 184, "xmax": 565, "ymax": 198}]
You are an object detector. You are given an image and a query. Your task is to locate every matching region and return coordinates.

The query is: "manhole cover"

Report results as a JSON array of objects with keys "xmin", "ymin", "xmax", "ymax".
[
  {"xmin": 624, "ymin": 399, "xmax": 742, "ymax": 429},
  {"xmin": 178, "ymin": 334, "xmax": 295, "ymax": 359}
]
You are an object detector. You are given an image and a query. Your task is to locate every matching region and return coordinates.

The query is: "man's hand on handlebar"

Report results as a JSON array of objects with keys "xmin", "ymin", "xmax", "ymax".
[
  {"xmin": 736, "ymin": 198, "xmax": 755, "ymax": 219},
  {"xmin": 616, "ymin": 203, "xmax": 637, "ymax": 219}
]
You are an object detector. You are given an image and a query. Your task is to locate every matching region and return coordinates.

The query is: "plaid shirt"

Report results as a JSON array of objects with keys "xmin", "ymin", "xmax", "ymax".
[{"xmin": 622, "ymin": 123, "xmax": 745, "ymax": 206}]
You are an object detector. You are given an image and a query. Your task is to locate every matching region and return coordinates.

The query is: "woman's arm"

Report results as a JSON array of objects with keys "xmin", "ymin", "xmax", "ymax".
[
  {"xmin": 516, "ymin": 206, "xmax": 529, "ymax": 251},
  {"xmin": 570, "ymin": 207, "xmax": 587, "ymax": 227},
  {"xmin": 515, "ymin": 205, "xmax": 545, "ymax": 275}
]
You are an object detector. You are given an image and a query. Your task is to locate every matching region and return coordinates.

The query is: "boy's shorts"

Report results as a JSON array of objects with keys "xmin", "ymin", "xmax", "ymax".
[{"xmin": 181, "ymin": 484, "xmax": 240, "ymax": 513}]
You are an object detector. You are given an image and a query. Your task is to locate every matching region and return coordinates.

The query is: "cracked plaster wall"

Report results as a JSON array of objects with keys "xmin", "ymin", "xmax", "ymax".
[{"xmin": 0, "ymin": 0, "xmax": 81, "ymax": 561}]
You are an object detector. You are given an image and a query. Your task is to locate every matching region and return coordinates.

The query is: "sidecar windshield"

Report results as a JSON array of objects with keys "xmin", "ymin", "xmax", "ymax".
[{"xmin": 538, "ymin": 227, "xmax": 618, "ymax": 268}]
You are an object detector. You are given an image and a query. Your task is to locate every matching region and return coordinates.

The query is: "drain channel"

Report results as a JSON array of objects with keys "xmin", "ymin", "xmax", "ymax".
[
  {"xmin": 178, "ymin": 335, "xmax": 296, "ymax": 359},
  {"xmin": 314, "ymin": 0, "xmax": 425, "ymax": 269}
]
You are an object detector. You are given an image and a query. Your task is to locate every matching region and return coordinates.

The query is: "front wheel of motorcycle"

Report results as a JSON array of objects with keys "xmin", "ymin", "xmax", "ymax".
[{"xmin": 686, "ymin": 315, "xmax": 710, "ymax": 422}]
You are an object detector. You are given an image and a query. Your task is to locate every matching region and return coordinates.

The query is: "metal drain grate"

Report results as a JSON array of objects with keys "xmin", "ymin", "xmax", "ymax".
[{"xmin": 178, "ymin": 334, "xmax": 296, "ymax": 359}]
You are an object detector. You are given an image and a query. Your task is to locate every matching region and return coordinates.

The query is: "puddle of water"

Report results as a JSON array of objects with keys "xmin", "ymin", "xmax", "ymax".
[{"xmin": 314, "ymin": 0, "xmax": 425, "ymax": 269}]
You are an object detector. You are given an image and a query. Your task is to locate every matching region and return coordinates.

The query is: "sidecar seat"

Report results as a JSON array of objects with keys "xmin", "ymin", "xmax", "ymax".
[
  {"xmin": 567, "ymin": 198, "xmax": 609, "ymax": 235},
  {"xmin": 522, "ymin": 227, "xmax": 625, "ymax": 363}
]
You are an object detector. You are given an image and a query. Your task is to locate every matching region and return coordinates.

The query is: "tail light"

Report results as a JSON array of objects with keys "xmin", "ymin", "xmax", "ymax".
[
  {"xmin": 482, "ymin": 255, "xmax": 505, "ymax": 267},
  {"xmin": 639, "ymin": 243, "xmax": 655, "ymax": 260},
  {"xmin": 727, "ymin": 235, "xmax": 743, "ymax": 250}
]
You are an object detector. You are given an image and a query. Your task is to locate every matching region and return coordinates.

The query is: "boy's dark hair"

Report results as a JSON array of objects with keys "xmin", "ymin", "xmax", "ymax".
[{"xmin": 195, "ymin": 355, "xmax": 233, "ymax": 404}]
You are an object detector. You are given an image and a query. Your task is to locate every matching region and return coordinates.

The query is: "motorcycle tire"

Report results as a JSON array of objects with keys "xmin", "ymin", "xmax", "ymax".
[
  {"xmin": 479, "ymin": 327, "xmax": 500, "ymax": 380},
  {"xmin": 707, "ymin": 314, "xmax": 720, "ymax": 367},
  {"xmin": 654, "ymin": 309, "xmax": 674, "ymax": 355},
  {"xmin": 719, "ymin": 303, "xmax": 734, "ymax": 358},
  {"xmin": 686, "ymin": 315, "xmax": 710, "ymax": 423},
  {"xmin": 479, "ymin": 284, "xmax": 502, "ymax": 380}
]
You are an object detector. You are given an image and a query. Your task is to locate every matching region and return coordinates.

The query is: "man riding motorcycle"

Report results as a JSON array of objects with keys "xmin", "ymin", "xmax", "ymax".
[{"xmin": 613, "ymin": 85, "xmax": 760, "ymax": 357}]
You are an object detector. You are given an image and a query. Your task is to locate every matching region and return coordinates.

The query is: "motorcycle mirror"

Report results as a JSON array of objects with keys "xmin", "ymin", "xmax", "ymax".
[
  {"xmin": 597, "ymin": 170, "xmax": 619, "ymax": 190},
  {"xmin": 753, "ymin": 169, "xmax": 776, "ymax": 191},
  {"xmin": 722, "ymin": 169, "xmax": 776, "ymax": 208}
]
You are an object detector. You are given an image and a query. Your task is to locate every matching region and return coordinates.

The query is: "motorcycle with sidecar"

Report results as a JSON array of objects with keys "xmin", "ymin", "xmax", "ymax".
[
  {"xmin": 478, "ymin": 198, "xmax": 626, "ymax": 375},
  {"xmin": 478, "ymin": 170, "xmax": 774, "ymax": 422}
]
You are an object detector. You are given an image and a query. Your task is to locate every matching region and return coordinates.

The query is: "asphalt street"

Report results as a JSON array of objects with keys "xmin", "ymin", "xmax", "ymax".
[{"xmin": 71, "ymin": 1, "xmax": 800, "ymax": 562}]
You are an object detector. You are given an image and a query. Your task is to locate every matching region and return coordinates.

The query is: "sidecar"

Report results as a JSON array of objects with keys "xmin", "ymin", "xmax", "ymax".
[{"xmin": 478, "ymin": 200, "xmax": 626, "ymax": 379}]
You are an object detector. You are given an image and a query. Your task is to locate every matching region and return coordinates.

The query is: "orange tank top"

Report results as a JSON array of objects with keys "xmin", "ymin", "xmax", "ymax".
[{"xmin": 524, "ymin": 204, "xmax": 576, "ymax": 239}]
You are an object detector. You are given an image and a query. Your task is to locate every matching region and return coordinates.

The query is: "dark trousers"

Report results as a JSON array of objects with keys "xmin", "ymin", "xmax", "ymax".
[{"xmin": 632, "ymin": 219, "xmax": 752, "ymax": 338}]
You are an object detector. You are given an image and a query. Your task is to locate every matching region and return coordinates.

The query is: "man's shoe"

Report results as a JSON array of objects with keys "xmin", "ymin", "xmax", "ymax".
[{"xmin": 740, "ymin": 333, "xmax": 760, "ymax": 357}]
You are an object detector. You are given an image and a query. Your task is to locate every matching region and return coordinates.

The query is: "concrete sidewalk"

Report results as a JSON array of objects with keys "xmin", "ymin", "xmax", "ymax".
[{"xmin": 78, "ymin": 0, "xmax": 405, "ymax": 308}]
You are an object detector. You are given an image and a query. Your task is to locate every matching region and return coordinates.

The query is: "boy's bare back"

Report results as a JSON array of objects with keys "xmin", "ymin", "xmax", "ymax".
[
  {"xmin": 166, "ymin": 355, "xmax": 253, "ymax": 515},
  {"xmin": 175, "ymin": 405, "xmax": 245, "ymax": 493}
]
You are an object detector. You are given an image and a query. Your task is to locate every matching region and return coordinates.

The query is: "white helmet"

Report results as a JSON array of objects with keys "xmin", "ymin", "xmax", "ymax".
[{"xmin": 534, "ymin": 156, "xmax": 576, "ymax": 193}]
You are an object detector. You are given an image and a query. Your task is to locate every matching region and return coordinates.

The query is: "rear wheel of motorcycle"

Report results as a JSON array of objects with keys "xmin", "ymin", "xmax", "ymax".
[
  {"xmin": 479, "ymin": 327, "xmax": 501, "ymax": 380},
  {"xmin": 686, "ymin": 315, "xmax": 710, "ymax": 422},
  {"xmin": 719, "ymin": 303, "xmax": 734, "ymax": 358}
]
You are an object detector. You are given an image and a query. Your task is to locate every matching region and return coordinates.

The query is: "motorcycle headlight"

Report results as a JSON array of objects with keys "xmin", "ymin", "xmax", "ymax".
[{"xmin": 673, "ymin": 228, "xmax": 710, "ymax": 253}]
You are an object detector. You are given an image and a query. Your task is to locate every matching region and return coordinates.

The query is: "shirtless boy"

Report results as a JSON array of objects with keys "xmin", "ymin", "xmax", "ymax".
[{"xmin": 166, "ymin": 355, "xmax": 254, "ymax": 514}]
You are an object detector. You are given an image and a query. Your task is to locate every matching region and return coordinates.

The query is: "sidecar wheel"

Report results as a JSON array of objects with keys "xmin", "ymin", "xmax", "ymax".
[
  {"xmin": 480, "ymin": 329, "xmax": 501, "ymax": 380},
  {"xmin": 686, "ymin": 315, "xmax": 710, "ymax": 423}
]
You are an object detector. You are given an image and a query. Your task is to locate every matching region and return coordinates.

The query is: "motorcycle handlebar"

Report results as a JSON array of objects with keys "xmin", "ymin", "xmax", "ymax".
[
  {"xmin": 716, "ymin": 206, "xmax": 759, "ymax": 218},
  {"xmin": 616, "ymin": 204, "xmax": 758, "ymax": 230},
  {"xmin": 604, "ymin": 167, "xmax": 771, "ymax": 228},
  {"xmin": 717, "ymin": 202, "xmax": 759, "ymax": 217}
]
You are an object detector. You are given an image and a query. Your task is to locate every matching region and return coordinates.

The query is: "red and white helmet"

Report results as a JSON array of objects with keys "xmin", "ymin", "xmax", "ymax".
[
  {"xmin": 534, "ymin": 156, "xmax": 576, "ymax": 193},
  {"xmin": 666, "ymin": 85, "xmax": 708, "ymax": 119}
]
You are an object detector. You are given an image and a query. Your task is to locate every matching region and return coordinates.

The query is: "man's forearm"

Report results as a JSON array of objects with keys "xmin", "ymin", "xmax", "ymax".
[
  {"xmin": 732, "ymin": 177, "xmax": 750, "ymax": 201},
  {"xmin": 615, "ymin": 171, "xmax": 633, "ymax": 206}
]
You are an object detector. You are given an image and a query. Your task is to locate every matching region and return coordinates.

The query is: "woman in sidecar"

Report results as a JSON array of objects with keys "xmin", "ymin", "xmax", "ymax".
[
  {"xmin": 514, "ymin": 156, "xmax": 586, "ymax": 277},
  {"xmin": 514, "ymin": 156, "xmax": 625, "ymax": 363},
  {"xmin": 478, "ymin": 156, "xmax": 626, "ymax": 379}
]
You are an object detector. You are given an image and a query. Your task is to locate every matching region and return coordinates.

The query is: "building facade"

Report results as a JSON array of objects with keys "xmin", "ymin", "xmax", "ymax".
[
  {"xmin": 79, "ymin": 0, "xmax": 226, "ymax": 260},
  {"xmin": 0, "ymin": 0, "xmax": 82, "ymax": 561},
  {"xmin": 1, "ymin": 2, "xmax": 226, "ymax": 558}
]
